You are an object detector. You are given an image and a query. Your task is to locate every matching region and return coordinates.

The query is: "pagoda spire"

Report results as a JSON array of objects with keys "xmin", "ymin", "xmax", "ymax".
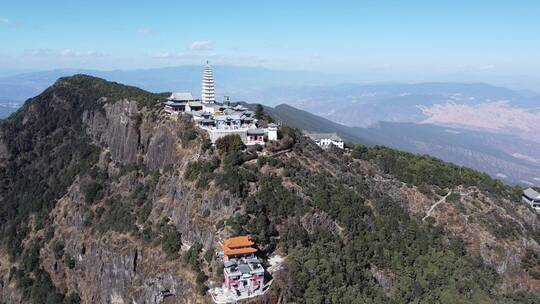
[{"xmin": 201, "ymin": 61, "xmax": 215, "ymax": 104}]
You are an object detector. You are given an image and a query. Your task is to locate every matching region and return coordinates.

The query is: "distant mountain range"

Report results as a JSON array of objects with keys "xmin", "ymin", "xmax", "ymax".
[
  {"xmin": 0, "ymin": 100, "xmax": 23, "ymax": 119},
  {"xmin": 261, "ymin": 104, "xmax": 540, "ymax": 186},
  {"xmin": 246, "ymin": 82, "xmax": 540, "ymax": 134},
  {"xmin": 0, "ymin": 65, "xmax": 339, "ymax": 103},
  {"xmin": 2, "ymin": 66, "xmax": 539, "ymax": 185}
]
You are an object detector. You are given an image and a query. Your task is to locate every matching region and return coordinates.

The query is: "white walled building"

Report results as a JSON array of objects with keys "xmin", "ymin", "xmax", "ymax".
[
  {"xmin": 523, "ymin": 188, "xmax": 540, "ymax": 212},
  {"xmin": 246, "ymin": 129, "xmax": 266, "ymax": 146},
  {"xmin": 306, "ymin": 133, "xmax": 344, "ymax": 149},
  {"xmin": 267, "ymin": 123, "xmax": 278, "ymax": 141}
]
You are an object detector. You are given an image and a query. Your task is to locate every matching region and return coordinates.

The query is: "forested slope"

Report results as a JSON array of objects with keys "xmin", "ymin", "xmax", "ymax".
[{"xmin": 0, "ymin": 75, "xmax": 538, "ymax": 303}]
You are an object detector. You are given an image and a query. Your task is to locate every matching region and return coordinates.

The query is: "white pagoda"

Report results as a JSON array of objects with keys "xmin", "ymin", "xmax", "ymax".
[{"xmin": 201, "ymin": 61, "xmax": 215, "ymax": 104}]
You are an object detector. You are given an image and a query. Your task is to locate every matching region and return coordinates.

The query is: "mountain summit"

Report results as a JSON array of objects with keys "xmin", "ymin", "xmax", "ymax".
[{"xmin": 0, "ymin": 76, "xmax": 539, "ymax": 303}]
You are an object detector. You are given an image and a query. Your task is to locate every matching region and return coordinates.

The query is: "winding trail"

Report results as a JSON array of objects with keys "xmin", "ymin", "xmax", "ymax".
[{"xmin": 422, "ymin": 191, "xmax": 452, "ymax": 221}]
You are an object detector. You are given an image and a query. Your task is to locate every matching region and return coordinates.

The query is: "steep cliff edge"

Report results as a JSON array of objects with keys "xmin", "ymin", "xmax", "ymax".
[{"xmin": 0, "ymin": 75, "xmax": 539, "ymax": 304}]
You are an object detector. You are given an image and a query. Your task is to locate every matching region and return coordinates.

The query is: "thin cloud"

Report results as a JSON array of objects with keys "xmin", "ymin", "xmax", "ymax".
[
  {"xmin": 190, "ymin": 40, "xmax": 213, "ymax": 51},
  {"xmin": 137, "ymin": 28, "xmax": 154, "ymax": 35},
  {"xmin": 0, "ymin": 18, "xmax": 19, "ymax": 26},
  {"xmin": 25, "ymin": 48, "xmax": 106, "ymax": 57},
  {"xmin": 152, "ymin": 52, "xmax": 187, "ymax": 59}
]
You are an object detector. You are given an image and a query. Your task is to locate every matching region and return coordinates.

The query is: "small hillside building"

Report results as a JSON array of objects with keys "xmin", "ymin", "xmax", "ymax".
[
  {"xmin": 246, "ymin": 129, "xmax": 265, "ymax": 146},
  {"xmin": 523, "ymin": 188, "xmax": 540, "ymax": 212},
  {"xmin": 219, "ymin": 236, "xmax": 267, "ymax": 297},
  {"xmin": 307, "ymin": 132, "xmax": 344, "ymax": 149},
  {"xmin": 223, "ymin": 258, "xmax": 265, "ymax": 293},
  {"xmin": 267, "ymin": 123, "xmax": 278, "ymax": 141},
  {"xmin": 164, "ymin": 92, "xmax": 197, "ymax": 114}
]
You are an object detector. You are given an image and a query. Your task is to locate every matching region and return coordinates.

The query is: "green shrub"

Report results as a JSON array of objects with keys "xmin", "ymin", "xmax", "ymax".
[
  {"xmin": 215, "ymin": 134, "xmax": 243, "ymax": 154},
  {"xmin": 185, "ymin": 158, "xmax": 220, "ymax": 181},
  {"xmin": 52, "ymin": 241, "xmax": 65, "ymax": 259},
  {"xmin": 142, "ymin": 226, "xmax": 153, "ymax": 241},
  {"xmin": 447, "ymin": 192, "xmax": 461, "ymax": 204},
  {"xmin": 161, "ymin": 225, "xmax": 182, "ymax": 259},
  {"xmin": 184, "ymin": 242, "xmax": 203, "ymax": 271},
  {"xmin": 81, "ymin": 180, "xmax": 104, "ymax": 204},
  {"xmin": 65, "ymin": 254, "xmax": 76, "ymax": 269},
  {"xmin": 64, "ymin": 293, "xmax": 81, "ymax": 304},
  {"xmin": 137, "ymin": 203, "xmax": 153, "ymax": 223},
  {"xmin": 96, "ymin": 198, "xmax": 137, "ymax": 234},
  {"xmin": 204, "ymin": 250, "xmax": 213, "ymax": 264}
]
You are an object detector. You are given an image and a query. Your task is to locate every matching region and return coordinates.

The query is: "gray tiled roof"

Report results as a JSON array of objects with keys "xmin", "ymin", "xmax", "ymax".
[
  {"xmin": 224, "ymin": 261, "xmax": 236, "ymax": 268},
  {"xmin": 237, "ymin": 264, "xmax": 252, "ymax": 274},
  {"xmin": 164, "ymin": 101, "xmax": 187, "ymax": 106},
  {"xmin": 524, "ymin": 188, "xmax": 540, "ymax": 199},
  {"xmin": 247, "ymin": 129, "xmax": 265, "ymax": 135},
  {"xmin": 188, "ymin": 101, "xmax": 203, "ymax": 107},
  {"xmin": 307, "ymin": 132, "xmax": 343, "ymax": 141},
  {"xmin": 169, "ymin": 92, "xmax": 194, "ymax": 101}
]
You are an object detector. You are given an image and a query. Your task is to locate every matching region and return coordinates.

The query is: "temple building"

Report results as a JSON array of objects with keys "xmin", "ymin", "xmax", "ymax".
[
  {"xmin": 223, "ymin": 258, "xmax": 265, "ymax": 294},
  {"xmin": 219, "ymin": 236, "xmax": 267, "ymax": 297},
  {"xmin": 221, "ymin": 236, "xmax": 257, "ymax": 262},
  {"xmin": 164, "ymin": 92, "xmax": 197, "ymax": 114},
  {"xmin": 247, "ymin": 129, "xmax": 266, "ymax": 146},
  {"xmin": 202, "ymin": 61, "xmax": 215, "ymax": 104}
]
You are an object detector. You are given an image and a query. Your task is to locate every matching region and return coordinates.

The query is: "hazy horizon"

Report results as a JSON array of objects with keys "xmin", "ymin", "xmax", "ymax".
[
  {"xmin": 2, "ymin": 1, "xmax": 540, "ymax": 91},
  {"xmin": 1, "ymin": 64, "xmax": 539, "ymax": 95}
]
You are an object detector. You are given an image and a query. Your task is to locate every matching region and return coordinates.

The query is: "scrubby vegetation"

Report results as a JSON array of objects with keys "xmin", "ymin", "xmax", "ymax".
[
  {"xmin": 1, "ymin": 76, "xmax": 538, "ymax": 303},
  {"xmin": 352, "ymin": 145, "xmax": 519, "ymax": 199},
  {"xmin": 229, "ymin": 169, "xmax": 501, "ymax": 303},
  {"xmin": 183, "ymin": 242, "xmax": 209, "ymax": 294},
  {"xmin": 161, "ymin": 222, "xmax": 182, "ymax": 260},
  {"xmin": 215, "ymin": 134, "xmax": 244, "ymax": 154},
  {"xmin": 217, "ymin": 132, "xmax": 539, "ymax": 303}
]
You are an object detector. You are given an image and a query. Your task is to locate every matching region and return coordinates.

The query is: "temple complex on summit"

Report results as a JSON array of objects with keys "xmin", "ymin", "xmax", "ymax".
[{"xmin": 163, "ymin": 62, "xmax": 278, "ymax": 147}]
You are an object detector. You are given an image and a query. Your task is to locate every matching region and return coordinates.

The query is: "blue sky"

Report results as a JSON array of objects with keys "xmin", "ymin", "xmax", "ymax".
[{"xmin": 1, "ymin": 1, "xmax": 539, "ymax": 88}]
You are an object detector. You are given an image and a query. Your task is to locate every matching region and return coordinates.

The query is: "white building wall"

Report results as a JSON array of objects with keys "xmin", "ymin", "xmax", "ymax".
[
  {"xmin": 206, "ymin": 129, "xmax": 248, "ymax": 143},
  {"xmin": 268, "ymin": 128, "xmax": 278, "ymax": 141},
  {"xmin": 203, "ymin": 104, "xmax": 215, "ymax": 114},
  {"xmin": 523, "ymin": 196, "xmax": 540, "ymax": 212},
  {"xmin": 315, "ymin": 138, "xmax": 344, "ymax": 149}
]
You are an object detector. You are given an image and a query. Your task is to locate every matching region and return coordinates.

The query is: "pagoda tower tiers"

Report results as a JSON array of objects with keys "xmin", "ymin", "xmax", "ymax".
[{"xmin": 201, "ymin": 61, "xmax": 215, "ymax": 104}]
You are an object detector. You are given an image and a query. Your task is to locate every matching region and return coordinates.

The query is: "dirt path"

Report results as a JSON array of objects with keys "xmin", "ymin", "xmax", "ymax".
[{"xmin": 422, "ymin": 191, "xmax": 452, "ymax": 221}]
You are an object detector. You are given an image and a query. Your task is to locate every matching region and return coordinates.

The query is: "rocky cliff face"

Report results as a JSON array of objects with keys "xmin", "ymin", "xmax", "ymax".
[
  {"xmin": 38, "ymin": 97, "xmax": 234, "ymax": 303},
  {"xmin": 0, "ymin": 76, "xmax": 227, "ymax": 303},
  {"xmin": 0, "ymin": 75, "xmax": 539, "ymax": 304}
]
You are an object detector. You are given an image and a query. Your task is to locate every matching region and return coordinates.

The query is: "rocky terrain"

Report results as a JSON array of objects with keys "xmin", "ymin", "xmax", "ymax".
[{"xmin": 0, "ymin": 75, "xmax": 539, "ymax": 303}]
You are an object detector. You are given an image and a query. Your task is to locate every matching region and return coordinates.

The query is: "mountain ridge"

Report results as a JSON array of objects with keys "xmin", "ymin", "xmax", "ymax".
[
  {"xmin": 0, "ymin": 75, "xmax": 539, "ymax": 303},
  {"xmin": 254, "ymin": 103, "xmax": 540, "ymax": 186}
]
